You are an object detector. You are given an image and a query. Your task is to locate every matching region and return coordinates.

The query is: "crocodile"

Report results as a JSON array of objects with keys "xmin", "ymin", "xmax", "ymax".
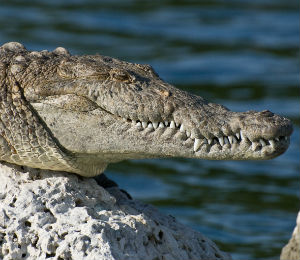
[{"xmin": 0, "ymin": 42, "xmax": 293, "ymax": 177}]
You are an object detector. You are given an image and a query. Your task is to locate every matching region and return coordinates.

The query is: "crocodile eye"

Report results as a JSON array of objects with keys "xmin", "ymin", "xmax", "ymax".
[{"xmin": 109, "ymin": 68, "xmax": 135, "ymax": 83}]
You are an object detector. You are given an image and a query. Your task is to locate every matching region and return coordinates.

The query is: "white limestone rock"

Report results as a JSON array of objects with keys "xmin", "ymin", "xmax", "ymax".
[
  {"xmin": 280, "ymin": 211, "xmax": 300, "ymax": 260},
  {"xmin": 0, "ymin": 162, "xmax": 231, "ymax": 260}
]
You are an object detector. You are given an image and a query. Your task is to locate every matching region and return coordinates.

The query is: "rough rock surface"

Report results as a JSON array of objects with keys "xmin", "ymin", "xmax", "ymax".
[
  {"xmin": 280, "ymin": 211, "xmax": 300, "ymax": 260},
  {"xmin": 0, "ymin": 162, "xmax": 231, "ymax": 260}
]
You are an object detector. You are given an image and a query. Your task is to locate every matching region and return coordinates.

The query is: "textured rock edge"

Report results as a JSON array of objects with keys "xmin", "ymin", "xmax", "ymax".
[
  {"xmin": 0, "ymin": 162, "xmax": 231, "ymax": 260},
  {"xmin": 280, "ymin": 211, "xmax": 300, "ymax": 260}
]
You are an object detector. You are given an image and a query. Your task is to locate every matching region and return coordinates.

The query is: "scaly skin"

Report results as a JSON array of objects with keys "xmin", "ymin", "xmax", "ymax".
[{"xmin": 0, "ymin": 42, "xmax": 293, "ymax": 177}]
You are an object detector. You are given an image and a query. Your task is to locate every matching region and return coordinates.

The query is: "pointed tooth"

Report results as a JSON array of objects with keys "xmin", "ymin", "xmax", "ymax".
[
  {"xmin": 175, "ymin": 122, "xmax": 179, "ymax": 127},
  {"xmin": 275, "ymin": 137, "xmax": 279, "ymax": 142},
  {"xmin": 136, "ymin": 122, "xmax": 142, "ymax": 127},
  {"xmin": 232, "ymin": 136, "xmax": 238, "ymax": 144},
  {"xmin": 203, "ymin": 138, "xmax": 208, "ymax": 144},
  {"xmin": 180, "ymin": 125, "xmax": 185, "ymax": 132},
  {"xmin": 147, "ymin": 123, "xmax": 153, "ymax": 129},
  {"xmin": 142, "ymin": 122, "xmax": 147, "ymax": 128},
  {"xmin": 208, "ymin": 139, "xmax": 213, "ymax": 145},
  {"xmin": 269, "ymin": 140, "xmax": 275, "ymax": 147},
  {"xmin": 194, "ymin": 139, "xmax": 201, "ymax": 152},
  {"xmin": 190, "ymin": 132, "xmax": 195, "ymax": 139},
  {"xmin": 186, "ymin": 131, "xmax": 191, "ymax": 138},
  {"xmin": 164, "ymin": 121, "xmax": 169, "ymax": 127},
  {"xmin": 284, "ymin": 136, "xmax": 288, "ymax": 141},
  {"xmin": 228, "ymin": 136, "xmax": 233, "ymax": 144},
  {"xmin": 159, "ymin": 122, "xmax": 165, "ymax": 128},
  {"xmin": 240, "ymin": 131, "xmax": 244, "ymax": 140},
  {"xmin": 224, "ymin": 136, "xmax": 230, "ymax": 144},
  {"xmin": 241, "ymin": 131, "xmax": 248, "ymax": 141},
  {"xmin": 252, "ymin": 142, "xmax": 259, "ymax": 151},
  {"xmin": 259, "ymin": 139, "xmax": 266, "ymax": 147},
  {"xmin": 236, "ymin": 132, "xmax": 240, "ymax": 140},
  {"xmin": 170, "ymin": 121, "xmax": 175, "ymax": 129},
  {"xmin": 152, "ymin": 122, "xmax": 158, "ymax": 129},
  {"xmin": 219, "ymin": 137, "xmax": 224, "ymax": 146}
]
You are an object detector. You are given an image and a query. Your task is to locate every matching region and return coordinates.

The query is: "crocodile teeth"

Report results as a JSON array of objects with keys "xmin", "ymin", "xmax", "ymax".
[
  {"xmin": 132, "ymin": 117, "xmax": 286, "ymax": 152},
  {"xmin": 228, "ymin": 136, "xmax": 234, "ymax": 144},
  {"xmin": 186, "ymin": 131, "xmax": 191, "ymax": 138},
  {"xmin": 224, "ymin": 136, "xmax": 230, "ymax": 144},
  {"xmin": 218, "ymin": 137, "xmax": 224, "ymax": 146},
  {"xmin": 259, "ymin": 139, "xmax": 266, "ymax": 147},
  {"xmin": 252, "ymin": 142, "xmax": 260, "ymax": 151},
  {"xmin": 240, "ymin": 131, "xmax": 247, "ymax": 141},
  {"xmin": 159, "ymin": 122, "xmax": 165, "ymax": 128},
  {"xmin": 180, "ymin": 125, "xmax": 185, "ymax": 132},
  {"xmin": 190, "ymin": 132, "xmax": 195, "ymax": 139},
  {"xmin": 194, "ymin": 139, "xmax": 201, "ymax": 152},
  {"xmin": 232, "ymin": 136, "xmax": 238, "ymax": 144},
  {"xmin": 142, "ymin": 122, "xmax": 147, "ymax": 128},
  {"xmin": 170, "ymin": 121, "xmax": 176, "ymax": 128},
  {"xmin": 251, "ymin": 142, "xmax": 256, "ymax": 151}
]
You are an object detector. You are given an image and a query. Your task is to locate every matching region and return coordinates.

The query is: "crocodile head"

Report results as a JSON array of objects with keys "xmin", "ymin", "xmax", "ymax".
[{"xmin": 1, "ymin": 42, "xmax": 293, "ymax": 176}]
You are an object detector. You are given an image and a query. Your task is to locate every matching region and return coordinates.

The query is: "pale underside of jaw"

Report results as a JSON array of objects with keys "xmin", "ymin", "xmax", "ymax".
[{"xmin": 118, "ymin": 116, "xmax": 288, "ymax": 156}]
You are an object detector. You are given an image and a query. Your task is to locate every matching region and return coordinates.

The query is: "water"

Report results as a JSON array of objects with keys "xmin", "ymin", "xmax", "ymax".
[{"xmin": 0, "ymin": 1, "xmax": 299, "ymax": 259}]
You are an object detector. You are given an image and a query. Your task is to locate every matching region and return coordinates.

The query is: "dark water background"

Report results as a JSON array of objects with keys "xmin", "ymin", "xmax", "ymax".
[{"xmin": 0, "ymin": 0, "xmax": 299, "ymax": 259}]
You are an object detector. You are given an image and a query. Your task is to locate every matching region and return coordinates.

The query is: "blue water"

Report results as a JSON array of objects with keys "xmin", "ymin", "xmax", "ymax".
[{"xmin": 0, "ymin": 1, "xmax": 299, "ymax": 259}]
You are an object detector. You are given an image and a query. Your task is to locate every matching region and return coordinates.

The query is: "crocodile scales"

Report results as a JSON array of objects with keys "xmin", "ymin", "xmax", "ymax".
[{"xmin": 0, "ymin": 42, "xmax": 293, "ymax": 177}]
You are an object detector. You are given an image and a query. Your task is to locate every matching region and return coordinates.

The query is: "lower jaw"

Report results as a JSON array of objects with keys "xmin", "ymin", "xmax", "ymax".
[
  {"xmin": 189, "ymin": 140, "xmax": 289, "ymax": 160},
  {"xmin": 93, "ymin": 141, "xmax": 288, "ymax": 162}
]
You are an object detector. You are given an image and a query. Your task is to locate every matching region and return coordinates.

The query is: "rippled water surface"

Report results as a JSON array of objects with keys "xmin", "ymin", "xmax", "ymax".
[{"xmin": 0, "ymin": 1, "xmax": 299, "ymax": 259}]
